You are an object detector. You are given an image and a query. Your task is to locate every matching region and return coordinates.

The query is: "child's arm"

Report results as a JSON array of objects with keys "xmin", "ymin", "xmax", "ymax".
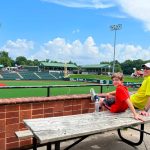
[
  {"xmin": 107, "ymin": 91, "xmax": 116, "ymax": 96},
  {"xmin": 104, "ymin": 91, "xmax": 116, "ymax": 99},
  {"xmin": 99, "ymin": 91, "xmax": 116, "ymax": 98},
  {"xmin": 126, "ymin": 98, "xmax": 144, "ymax": 121}
]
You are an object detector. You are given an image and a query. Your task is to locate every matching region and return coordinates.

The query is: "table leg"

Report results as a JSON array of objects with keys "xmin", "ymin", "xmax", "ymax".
[
  {"xmin": 47, "ymin": 142, "xmax": 52, "ymax": 150},
  {"xmin": 55, "ymin": 141, "xmax": 60, "ymax": 150},
  {"xmin": 33, "ymin": 137, "xmax": 38, "ymax": 150},
  {"xmin": 117, "ymin": 124, "xmax": 144, "ymax": 146}
]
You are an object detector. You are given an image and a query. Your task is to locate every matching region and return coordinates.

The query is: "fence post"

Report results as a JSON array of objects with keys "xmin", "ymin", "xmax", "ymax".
[
  {"xmin": 100, "ymin": 85, "xmax": 103, "ymax": 93},
  {"xmin": 47, "ymin": 87, "xmax": 50, "ymax": 97}
]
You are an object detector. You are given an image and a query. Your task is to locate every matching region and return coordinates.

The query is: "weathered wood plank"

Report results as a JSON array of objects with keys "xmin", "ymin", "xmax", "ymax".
[
  {"xmin": 15, "ymin": 130, "xmax": 33, "ymax": 139},
  {"xmin": 24, "ymin": 110, "xmax": 150, "ymax": 144}
]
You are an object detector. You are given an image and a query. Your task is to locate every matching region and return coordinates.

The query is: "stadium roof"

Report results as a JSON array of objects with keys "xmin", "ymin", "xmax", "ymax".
[
  {"xmin": 81, "ymin": 64, "xmax": 109, "ymax": 69},
  {"xmin": 40, "ymin": 62, "xmax": 78, "ymax": 68}
]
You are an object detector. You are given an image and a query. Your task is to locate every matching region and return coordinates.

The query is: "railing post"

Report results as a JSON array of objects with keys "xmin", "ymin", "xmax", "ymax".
[
  {"xmin": 100, "ymin": 85, "xmax": 103, "ymax": 93},
  {"xmin": 47, "ymin": 87, "xmax": 50, "ymax": 97}
]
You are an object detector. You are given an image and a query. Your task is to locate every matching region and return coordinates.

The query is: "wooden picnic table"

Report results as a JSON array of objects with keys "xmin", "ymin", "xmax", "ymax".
[{"xmin": 24, "ymin": 110, "xmax": 150, "ymax": 150}]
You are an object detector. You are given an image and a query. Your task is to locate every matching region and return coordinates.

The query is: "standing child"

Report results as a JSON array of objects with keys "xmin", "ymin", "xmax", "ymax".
[{"xmin": 90, "ymin": 72, "xmax": 143, "ymax": 121}]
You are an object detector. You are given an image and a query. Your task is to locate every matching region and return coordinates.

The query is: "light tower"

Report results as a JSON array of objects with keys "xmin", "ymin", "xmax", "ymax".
[{"xmin": 110, "ymin": 24, "xmax": 122, "ymax": 73}]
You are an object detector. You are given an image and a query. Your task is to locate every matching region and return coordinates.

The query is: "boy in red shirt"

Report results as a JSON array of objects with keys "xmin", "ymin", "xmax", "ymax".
[{"xmin": 90, "ymin": 72, "xmax": 142, "ymax": 121}]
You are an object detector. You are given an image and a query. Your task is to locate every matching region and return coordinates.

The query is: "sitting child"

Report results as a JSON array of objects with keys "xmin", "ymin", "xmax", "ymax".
[{"xmin": 90, "ymin": 72, "xmax": 143, "ymax": 121}]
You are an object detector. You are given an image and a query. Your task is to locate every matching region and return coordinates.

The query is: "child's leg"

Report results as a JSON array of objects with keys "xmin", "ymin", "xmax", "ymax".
[
  {"xmin": 90, "ymin": 88, "xmax": 103, "ymax": 111},
  {"xmin": 96, "ymin": 97, "xmax": 114, "ymax": 111},
  {"xmin": 95, "ymin": 97, "xmax": 104, "ymax": 112},
  {"xmin": 102, "ymin": 98, "xmax": 115, "ymax": 110},
  {"xmin": 99, "ymin": 98, "xmax": 105, "ymax": 109},
  {"xmin": 90, "ymin": 88, "xmax": 115, "ymax": 111},
  {"xmin": 90, "ymin": 88, "xmax": 100, "ymax": 102}
]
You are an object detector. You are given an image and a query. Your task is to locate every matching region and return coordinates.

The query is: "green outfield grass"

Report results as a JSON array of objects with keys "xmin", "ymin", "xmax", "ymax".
[
  {"xmin": 0, "ymin": 80, "xmax": 116, "ymax": 98},
  {"xmin": 0, "ymin": 74, "xmax": 142, "ymax": 99}
]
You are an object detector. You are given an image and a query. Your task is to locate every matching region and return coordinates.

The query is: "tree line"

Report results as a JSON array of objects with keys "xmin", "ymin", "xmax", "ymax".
[
  {"xmin": 102, "ymin": 59, "xmax": 150, "ymax": 75},
  {"xmin": 0, "ymin": 51, "xmax": 149, "ymax": 75}
]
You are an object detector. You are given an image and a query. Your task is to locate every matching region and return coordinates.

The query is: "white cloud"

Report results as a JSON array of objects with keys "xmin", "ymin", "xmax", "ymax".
[
  {"xmin": 109, "ymin": 44, "xmax": 150, "ymax": 62},
  {"xmin": 31, "ymin": 37, "xmax": 150, "ymax": 64},
  {"xmin": 31, "ymin": 36, "xmax": 101, "ymax": 64},
  {"xmin": 1, "ymin": 37, "xmax": 150, "ymax": 65},
  {"xmin": 42, "ymin": 0, "xmax": 150, "ymax": 31},
  {"xmin": 41, "ymin": 0, "xmax": 114, "ymax": 9},
  {"xmin": 116, "ymin": 0, "xmax": 150, "ymax": 31},
  {"xmin": 0, "ymin": 39, "xmax": 34, "ymax": 59},
  {"xmin": 98, "ymin": 43, "xmax": 114, "ymax": 61}
]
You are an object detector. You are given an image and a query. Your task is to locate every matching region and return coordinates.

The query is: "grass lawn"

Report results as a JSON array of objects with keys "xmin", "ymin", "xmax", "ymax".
[
  {"xmin": 0, "ymin": 80, "xmax": 116, "ymax": 98},
  {"xmin": 0, "ymin": 73, "xmax": 142, "ymax": 98}
]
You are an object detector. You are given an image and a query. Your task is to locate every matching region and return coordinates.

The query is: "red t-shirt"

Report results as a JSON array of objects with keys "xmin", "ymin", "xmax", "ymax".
[{"xmin": 110, "ymin": 84, "xmax": 129, "ymax": 113}]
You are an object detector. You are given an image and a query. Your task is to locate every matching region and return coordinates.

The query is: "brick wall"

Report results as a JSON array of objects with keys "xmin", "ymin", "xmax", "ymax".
[{"xmin": 0, "ymin": 94, "xmax": 94, "ymax": 150}]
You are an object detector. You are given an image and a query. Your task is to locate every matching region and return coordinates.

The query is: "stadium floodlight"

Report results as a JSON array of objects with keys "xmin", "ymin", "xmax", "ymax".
[{"xmin": 110, "ymin": 24, "xmax": 122, "ymax": 73}]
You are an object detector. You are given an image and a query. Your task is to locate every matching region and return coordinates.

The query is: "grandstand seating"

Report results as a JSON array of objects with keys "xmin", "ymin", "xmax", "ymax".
[
  {"xmin": 0, "ymin": 72, "xmax": 21, "ymax": 80},
  {"xmin": 49, "ymin": 72, "xmax": 64, "ymax": 79},
  {"xmin": 36, "ymin": 72, "xmax": 54, "ymax": 80},
  {"xmin": 18, "ymin": 71, "xmax": 39, "ymax": 80},
  {"xmin": 0, "ymin": 70, "xmax": 64, "ymax": 80},
  {"xmin": 36, "ymin": 71, "xmax": 64, "ymax": 80}
]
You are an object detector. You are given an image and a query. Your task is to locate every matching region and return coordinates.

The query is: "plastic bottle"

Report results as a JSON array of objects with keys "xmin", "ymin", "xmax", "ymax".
[{"xmin": 95, "ymin": 99, "xmax": 99, "ymax": 112}]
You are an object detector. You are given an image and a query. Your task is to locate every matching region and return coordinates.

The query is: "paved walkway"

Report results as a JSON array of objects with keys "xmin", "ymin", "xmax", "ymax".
[{"xmin": 36, "ymin": 123, "xmax": 150, "ymax": 150}]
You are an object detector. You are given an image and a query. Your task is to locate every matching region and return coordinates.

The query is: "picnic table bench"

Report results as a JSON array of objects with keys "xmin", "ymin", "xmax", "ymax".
[{"xmin": 23, "ymin": 110, "xmax": 150, "ymax": 150}]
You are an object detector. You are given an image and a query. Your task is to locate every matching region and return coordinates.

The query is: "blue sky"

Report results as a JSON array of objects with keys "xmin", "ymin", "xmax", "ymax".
[{"xmin": 0, "ymin": 0, "xmax": 150, "ymax": 65}]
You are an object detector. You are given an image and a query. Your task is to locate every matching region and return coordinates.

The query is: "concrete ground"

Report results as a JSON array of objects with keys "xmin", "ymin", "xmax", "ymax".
[{"xmin": 35, "ymin": 123, "xmax": 150, "ymax": 150}]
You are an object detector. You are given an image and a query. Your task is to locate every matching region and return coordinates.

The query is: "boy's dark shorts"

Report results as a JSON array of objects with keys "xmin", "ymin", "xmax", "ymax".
[{"xmin": 103, "ymin": 98, "xmax": 115, "ymax": 107}]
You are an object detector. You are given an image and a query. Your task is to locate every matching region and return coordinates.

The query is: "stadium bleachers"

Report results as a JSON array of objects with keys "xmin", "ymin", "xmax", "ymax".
[
  {"xmin": 0, "ymin": 72, "xmax": 21, "ymax": 80},
  {"xmin": 18, "ymin": 71, "xmax": 39, "ymax": 80},
  {"xmin": 36, "ymin": 71, "xmax": 64, "ymax": 80},
  {"xmin": 49, "ymin": 72, "xmax": 64, "ymax": 79},
  {"xmin": 0, "ymin": 70, "xmax": 64, "ymax": 80},
  {"xmin": 36, "ymin": 72, "xmax": 55, "ymax": 80}
]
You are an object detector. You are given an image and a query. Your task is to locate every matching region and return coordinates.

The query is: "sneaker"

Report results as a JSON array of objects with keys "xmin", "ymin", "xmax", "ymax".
[{"xmin": 90, "ymin": 88, "xmax": 99, "ymax": 102}]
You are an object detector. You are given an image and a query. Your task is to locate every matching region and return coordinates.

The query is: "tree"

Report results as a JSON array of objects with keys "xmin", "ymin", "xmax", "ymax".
[
  {"xmin": 15, "ymin": 56, "xmax": 27, "ymax": 65},
  {"xmin": 33, "ymin": 59, "xmax": 40, "ymax": 66},
  {"xmin": 100, "ymin": 61, "xmax": 110, "ymax": 64},
  {"xmin": 132, "ymin": 59, "xmax": 144, "ymax": 70},
  {"xmin": 26, "ymin": 60, "xmax": 34, "ymax": 66},
  {"xmin": 120, "ymin": 59, "xmax": 146, "ymax": 75},
  {"xmin": 0, "ymin": 57, "xmax": 11, "ymax": 67},
  {"xmin": 46, "ymin": 59, "xmax": 50, "ymax": 62},
  {"xmin": 109, "ymin": 60, "xmax": 121, "ymax": 73},
  {"xmin": 115, "ymin": 64, "xmax": 122, "ymax": 72},
  {"xmin": 0, "ymin": 51, "xmax": 9, "ymax": 58},
  {"xmin": 51, "ymin": 60, "xmax": 58, "ymax": 63},
  {"xmin": 68, "ymin": 60, "xmax": 77, "ymax": 66},
  {"xmin": 0, "ymin": 51, "xmax": 12, "ymax": 67}
]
